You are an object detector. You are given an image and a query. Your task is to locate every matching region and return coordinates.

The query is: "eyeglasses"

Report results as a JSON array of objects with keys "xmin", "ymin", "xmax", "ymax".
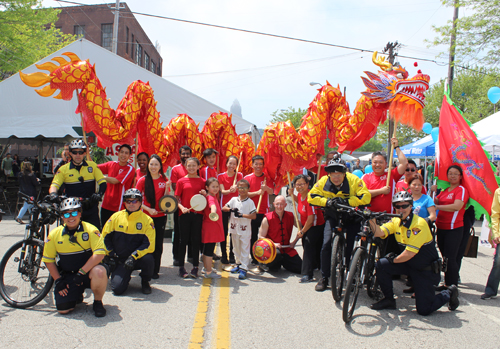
[
  {"xmin": 405, "ymin": 168, "xmax": 416, "ymax": 172},
  {"xmin": 393, "ymin": 203, "xmax": 411, "ymax": 210},
  {"xmin": 237, "ymin": 187, "xmax": 249, "ymax": 190},
  {"xmin": 295, "ymin": 182, "xmax": 307, "ymax": 187},
  {"xmin": 71, "ymin": 150, "xmax": 85, "ymax": 155},
  {"xmin": 62, "ymin": 211, "xmax": 79, "ymax": 219},
  {"xmin": 125, "ymin": 199, "xmax": 139, "ymax": 204}
]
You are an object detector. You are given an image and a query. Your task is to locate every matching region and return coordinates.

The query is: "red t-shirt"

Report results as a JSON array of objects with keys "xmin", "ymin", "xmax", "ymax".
[
  {"xmin": 244, "ymin": 172, "xmax": 275, "ymax": 214},
  {"xmin": 98, "ymin": 161, "xmax": 135, "ymax": 211},
  {"xmin": 265, "ymin": 211, "xmax": 297, "ymax": 257},
  {"xmin": 202, "ymin": 195, "xmax": 225, "ymax": 243},
  {"xmin": 170, "ymin": 163, "xmax": 188, "ymax": 184},
  {"xmin": 297, "ymin": 192, "xmax": 325, "ymax": 227},
  {"xmin": 436, "ymin": 185, "xmax": 469, "ymax": 230},
  {"xmin": 200, "ymin": 166, "xmax": 217, "ymax": 181},
  {"xmin": 217, "ymin": 172, "xmax": 243, "ymax": 207},
  {"xmin": 136, "ymin": 176, "xmax": 167, "ymax": 218},
  {"xmin": 309, "ymin": 164, "xmax": 327, "ymax": 181},
  {"xmin": 175, "ymin": 177, "xmax": 206, "ymax": 216},
  {"xmin": 362, "ymin": 168, "xmax": 403, "ymax": 213},
  {"xmin": 396, "ymin": 179, "xmax": 427, "ymax": 194},
  {"xmin": 136, "ymin": 168, "xmax": 147, "ymax": 182}
]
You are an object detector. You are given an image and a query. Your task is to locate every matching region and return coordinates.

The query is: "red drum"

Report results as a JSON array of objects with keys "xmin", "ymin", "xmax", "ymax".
[{"xmin": 252, "ymin": 238, "xmax": 277, "ymax": 264}]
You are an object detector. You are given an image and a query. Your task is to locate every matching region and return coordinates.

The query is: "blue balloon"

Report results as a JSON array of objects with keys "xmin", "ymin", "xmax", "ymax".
[
  {"xmin": 431, "ymin": 127, "xmax": 439, "ymax": 143},
  {"xmin": 488, "ymin": 86, "xmax": 500, "ymax": 104},
  {"xmin": 364, "ymin": 165, "xmax": 373, "ymax": 174},
  {"xmin": 353, "ymin": 169, "xmax": 363, "ymax": 178},
  {"xmin": 422, "ymin": 122, "xmax": 432, "ymax": 134}
]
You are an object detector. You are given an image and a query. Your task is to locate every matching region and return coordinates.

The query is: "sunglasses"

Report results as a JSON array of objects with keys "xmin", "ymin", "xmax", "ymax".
[
  {"xmin": 62, "ymin": 211, "xmax": 79, "ymax": 219},
  {"xmin": 394, "ymin": 203, "xmax": 411, "ymax": 210},
  {"xmin": 125, "ymin": 199, "xmax": 140, "ymax": 204},
  {"xmin": 405, "ymin": 168, "xmax": 416, "ymax": 172},
  {"xmin": 71, "ymin": 150, "xmax": 85, "ymax": 155}
]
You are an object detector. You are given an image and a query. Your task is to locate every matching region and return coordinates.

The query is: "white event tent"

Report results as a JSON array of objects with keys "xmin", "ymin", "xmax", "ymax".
[
  {"xmin": 0, "ymin": 39, "xmax": 259, "ymax": 145},
  {"xmin": 472, "ymin": 111, "xmax": 500, "ymax": 157}
]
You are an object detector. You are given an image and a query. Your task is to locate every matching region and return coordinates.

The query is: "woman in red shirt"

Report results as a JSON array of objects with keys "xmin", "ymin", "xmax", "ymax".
[
  {"xmin": 202, "ymin": 178, "xmax": 225, "ymax": 278},
  {"xmin": 217, "ymin": 155, "xmax": 243, "ymax": 264},
  {"xmin": 136, "ymin": 154, "xmax": 169, "ymax": 279},
  {"xmin": 133, "ymin": 152, "xmax": 149, "ymax": 187},
  {"xmin": 435, "ymin": 165, "xmax": 469, "ymax": 287},
  {"xmin": 289, "ymin": 174, "xmax": 325, "ymax": 283},
  {"xmin": 175, "ymin": 157, "xmax": 207, "ymax": 278}
]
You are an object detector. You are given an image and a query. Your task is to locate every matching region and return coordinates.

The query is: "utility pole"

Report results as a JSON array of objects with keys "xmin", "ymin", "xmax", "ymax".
[
  {"xmin": 447, "ymin": 0, "xmax": 459, "ymax": 96},
  {"xmin": 111, "ymin": 0, "xmax": 121, "ymax": 54},
  {"xmin": 383, "ymin": 41, "xmax": 400, "ymax": 153}
]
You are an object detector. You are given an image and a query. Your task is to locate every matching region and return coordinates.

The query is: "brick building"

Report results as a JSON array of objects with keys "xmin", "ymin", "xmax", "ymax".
[{"xmin": 54, "ymin": 2, "xmax": 162, "ymax": 76}]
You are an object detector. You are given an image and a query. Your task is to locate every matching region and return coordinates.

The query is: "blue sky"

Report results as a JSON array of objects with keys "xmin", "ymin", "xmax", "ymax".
[{"xmin": 43, "ymin": 0, "xmax": 460, "ymax": 128}]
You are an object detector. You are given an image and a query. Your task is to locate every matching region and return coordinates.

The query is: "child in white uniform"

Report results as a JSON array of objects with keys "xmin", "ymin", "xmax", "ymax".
[{"xmin": 222, "ymin": 179, "xmax": 257, "ymax": 279}]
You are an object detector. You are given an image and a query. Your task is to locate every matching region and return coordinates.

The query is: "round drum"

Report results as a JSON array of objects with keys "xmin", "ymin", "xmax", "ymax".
[
  {"xmin": 189, "ymin": 194, "xmax": 207, "ymax": 211},
  {"xmin": 159, "ymin": 195, "xmax": 178, "ymax": 213},
  {"xmin": 252, "ymin": 238, "xmax": 277, "ymax": 264}
]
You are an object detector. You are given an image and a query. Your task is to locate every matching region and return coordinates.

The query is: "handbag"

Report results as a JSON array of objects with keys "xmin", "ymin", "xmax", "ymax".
[{"xmin": 464, "ymin": 227, "xmax": 478, "ymax": 258}]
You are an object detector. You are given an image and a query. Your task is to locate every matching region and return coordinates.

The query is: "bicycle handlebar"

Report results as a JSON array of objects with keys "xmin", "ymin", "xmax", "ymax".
[{"xmin": 329, "ymin": 202, "xmax": 402, "ymax": 221}]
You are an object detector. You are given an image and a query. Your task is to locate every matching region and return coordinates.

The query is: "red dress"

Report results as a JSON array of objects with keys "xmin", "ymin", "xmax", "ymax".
[{"xmin": 202, "ymin": 195, "xmax": 225, "ymax": 243}]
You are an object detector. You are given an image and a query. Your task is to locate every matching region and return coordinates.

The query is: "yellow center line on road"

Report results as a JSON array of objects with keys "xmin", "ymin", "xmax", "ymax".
[
  {"xmin": 188, "ymin": 277, "xmax": 212, "ymax": 349},
  {"xmin": 215, "ymin": 269, "xmax": 231, "ymax": 349}
]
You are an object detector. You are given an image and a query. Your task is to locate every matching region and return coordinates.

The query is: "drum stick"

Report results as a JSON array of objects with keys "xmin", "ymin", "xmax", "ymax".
[
  {"xmin": 315, "ymin": 157, "xmax": 322, "ymax": 184},
  {"xmin": 287, "ymin": 172, "xmax": 302, "ymax": 231},
  {"xmin": 256, "ymin": 178, "xmax": 266, "ymax": 213},
  {"xmin": 386, "ymin": 122, "xmax": 398, "ymax": 187},
  {"xmin": 233, "ymin": 152, "xmax": 243, "ymax": 186},
  {"xmin": 134, "ymin": 131, "xmax": 138, "ymax": 169}
]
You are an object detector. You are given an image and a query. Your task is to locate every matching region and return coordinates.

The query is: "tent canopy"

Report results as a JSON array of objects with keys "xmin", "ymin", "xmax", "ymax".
[
  {"xmin": 396, "ymin": 135, "xmax": 435, "ymax": 158},
  {"xmin": 0, "ymin": 39, "xmax": 259, "ymax": 144},
  {"xmin": 471, "ymin": 111, "xmax": 500, "ymax": 153}
]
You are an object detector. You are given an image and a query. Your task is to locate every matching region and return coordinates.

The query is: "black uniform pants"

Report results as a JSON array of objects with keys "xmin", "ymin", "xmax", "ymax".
[
  {"xmin": 111, "ymin": 254, "xmax": 154, "ymax": 295},
  {"xmin": 100, "ymin": 207, "xmax": 115, "ymax": 229},
  {"xmin": 178, "ymin": 212, "xmax": 203, "ymax": 267},
  {"xmin": 457, "ymin": 207, "xmax": 475, "ymax": 274},
  {"xmin": 301, "ymin": 224, "xmax": 324, "ymax": 277},
  {"xmin": 436, "ymin": 227, "xmax": 463, "ymax": 286},
  {"xmin": 267, "ymin": 251, "xmax": 302, "ymax": 274},
  {"xmin": 376, "ymin": 258, "xmax": 450, "ymax": 316},
  {"xmin": 172, "ymin": 212, "xmax": 180, "ymax": 261},
  {"xmin": 82, "ymin": 205, "xmax": 101, "ymax": 230},
  {"xmin": 221, "ymin": 211, "xmax": 234, "ymax": 261},
  {"xmin": 152, "ymin": 216, "xmax": 167, "ymax": 275},
  {"xmin": 250, "ymin": 213, "xmax": 265, "ymax": 263}
]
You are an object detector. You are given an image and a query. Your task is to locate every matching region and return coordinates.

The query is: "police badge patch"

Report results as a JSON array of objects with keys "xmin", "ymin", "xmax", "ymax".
[
  {"xmin": 88, "ymin": 167, "xmax": 93, "ymax": 173},
  {"xmin": 82, "ymin": 233, "xmax": 89, "ymax": 241},
  {"xmin": 136, "ymin": 222, "xmax": 142, "ymax": 230},
  {"xmin": 407, "ymin": 230, "xmax": 411, "ymax": 238},
  {"xmin": 412, "ymin": 228, "xmax": 421, "ymax": 235}
]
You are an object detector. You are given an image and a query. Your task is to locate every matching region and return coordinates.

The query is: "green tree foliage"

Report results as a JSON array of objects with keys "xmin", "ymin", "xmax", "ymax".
[
  {"xmin": 431, "ymin": 0, "xmax": 500, "ymax": 66},
  {"xmin": 0, "ymin": 0, "xmax": 75, "ymax": 80}
]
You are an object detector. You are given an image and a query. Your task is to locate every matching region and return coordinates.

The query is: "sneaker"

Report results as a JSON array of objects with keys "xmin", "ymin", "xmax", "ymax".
[
  {"xmin": 173, "ymin": 259, "xmax": 181, "ymax": 267},
  {"xmin": 93, "ymin": 300, "xmax": 106, "ymax": 317},
  {"xmin": 179, "ymin": 267, "xmax": 189, "ymax": 278},
  {"xmin": 370, "ymin": 297, "xmax": 396, "ymax": 310},
  {"xmin": 152, "ymin": 273, "xmax": 160, "ymax": 280},
  {"xmin": 230, "ymin": 265, "xmax": 240, "ymax": 274},
  {"xmin": 315, "ymin": 277, "xmax": 328, "ymax": 292},
  {"xmin": 205, "ymin": 270, "xmax": 222, "ymax": 279},
  {"xmin": 480, "ymin": 293, "xmax": 496, "ymax": 300},
  {"xmin": 448, "ymin": 285, "xmax": 459, "ymax": 311},
  {"xmin": 189, "ymin": 267, "xmax": 199, "ymax": 278},
  {"xmin": 238, "ymin": 269, "xmax": 247, "ymax": 280},
  {"xmin": 220, "ymin": 257, "xmax": 230, "ymax": 265},
  {"xmin": 142, "ymin": 281, "xmax": 152, "ymax": 294},
  {"xmin": 299, "ymin": 275, "xmax": 314, "ymax": 283}
]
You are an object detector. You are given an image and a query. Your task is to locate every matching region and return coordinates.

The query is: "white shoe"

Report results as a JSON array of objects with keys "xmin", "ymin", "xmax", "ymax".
[{"xmin": 205, "ymin": 271, "xmax": 222, "ymax": 279}]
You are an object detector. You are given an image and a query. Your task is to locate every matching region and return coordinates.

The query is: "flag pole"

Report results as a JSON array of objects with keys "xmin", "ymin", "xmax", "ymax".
[
  {"xmin": 386, "ymin": 122, "xmax": 398, "ymax": 187},
  {"xmin": 287, "ymin": 172, "xmax": 302, "ymax": 231}
]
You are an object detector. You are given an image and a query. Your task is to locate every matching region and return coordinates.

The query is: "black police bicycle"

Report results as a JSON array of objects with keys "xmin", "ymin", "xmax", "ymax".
[
  {"xmin": 327, "ymin": 204, "xmax": 349, "ymax": 302},
  {"xmin": 0, "ymin": 193, "xmax": 61, "ymax": 308},
  {"xmin": 341, "ymin": 206, "xmax": 401, "ymax": 323}
]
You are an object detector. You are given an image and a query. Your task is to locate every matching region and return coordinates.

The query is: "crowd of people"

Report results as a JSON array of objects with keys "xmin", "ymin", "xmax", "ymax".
[{"xmin": 9, "ymin": 136, "xmax": 493, "ymax": 319}]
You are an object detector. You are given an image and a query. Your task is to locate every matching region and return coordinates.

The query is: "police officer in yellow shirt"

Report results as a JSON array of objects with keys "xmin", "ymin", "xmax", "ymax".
[
  {"xmin": 369, "ymin": 191, "xmax": 459, "ymax": 315},
  {"xmin": 102, "ymin": 189, "xmax": 155, "ymax": 295},
  {"xmin": 308, "ymin": 155, "xmax": 371, "ymax": 292},
  {"xmin": 42, "ymin": 198, "xmax": 109, "ymax": 317},
  {"xmin": 49, "ymin": 139, "xmax": 106, "ymax": 229}
]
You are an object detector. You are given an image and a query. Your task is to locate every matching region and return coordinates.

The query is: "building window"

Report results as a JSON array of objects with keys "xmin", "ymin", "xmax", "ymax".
[
  {"xmin": 151, "ymin": 60, "xmax": 156, "ymax": 74},
  {"xmin": 135, "ymin": 42, "xmax": 142, "ymax": 66},
  {"xmin": 144, "ymin": 53, "xmax": 150, "ymax": 70},
  {"xmin": 101, "ymin": 23, "xmax": 113, "ymax": 51},
  {"xmin": 74, "ymin": 25, "xmax": 85, "ymax": 38},
  {"xmin": 126, "ymin": 27, "xmax": 129, "ymax": 54},
  {"xmin": 157, "ymin": 64, "xmax": 161, "ymax": 76},
  {"xmin": 131, "ymin": 34, "xmax": 135, "ymax": 59}
]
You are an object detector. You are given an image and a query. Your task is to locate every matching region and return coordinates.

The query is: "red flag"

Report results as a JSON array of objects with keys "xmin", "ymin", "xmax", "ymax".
[{"xmin": 436, "ymin": 94, "xmax": 498, "ymax": 218}]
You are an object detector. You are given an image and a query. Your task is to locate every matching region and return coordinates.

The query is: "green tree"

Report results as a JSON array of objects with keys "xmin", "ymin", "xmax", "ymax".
[
  {"xmin": 430, "ymin": 0, "xmax": 500, "ymax": 66},
  {"xmin": 0, "ymin": 0, "xmax": 75, "ymax": 80}
]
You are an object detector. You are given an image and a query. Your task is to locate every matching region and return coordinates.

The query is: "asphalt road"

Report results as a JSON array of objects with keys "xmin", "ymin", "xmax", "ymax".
[{"xmin": 1, "ymin": 218, "xmax": 500, "ymax": 349}]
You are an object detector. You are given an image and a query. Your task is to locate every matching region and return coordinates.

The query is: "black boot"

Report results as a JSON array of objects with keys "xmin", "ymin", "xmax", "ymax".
[
  {"xmin": 315, "ymin": 277, "xmax": 328, "ymax": 292},
  {"xmin": 371, "ymin": 297, "xmax": 396, "ymax": 310},
  {"xmin": 142, "ymin": 280, "xmax": 152, "ymax": 294}
]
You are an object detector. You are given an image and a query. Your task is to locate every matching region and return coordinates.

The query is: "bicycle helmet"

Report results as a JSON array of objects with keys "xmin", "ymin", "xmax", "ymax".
[
  {"xmin": 123, "ymin": 188, "xmax": 142, "ymax": 200},
  {"xmin": 60, "ymin": 197, "xmax": 82, "ymax": 212},
  {"xmin": 392, "ymin": 190, "xmax": 413, "ymax": 205},
  {"xmin": 324, "ymin": 154, "xmax": 347, "ymax": 173},
  {"xmin": 69, "ymin": 139, "xmax": 87, "ymax": 151}
]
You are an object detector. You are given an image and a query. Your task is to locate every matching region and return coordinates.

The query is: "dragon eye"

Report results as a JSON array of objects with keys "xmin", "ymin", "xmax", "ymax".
[{"xmin": 396, "ymin": 73, "xmax": 404, "ymax": 79}]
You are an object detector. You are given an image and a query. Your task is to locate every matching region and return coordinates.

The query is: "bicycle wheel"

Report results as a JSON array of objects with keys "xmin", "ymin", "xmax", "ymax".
[
  {"xmin": 366, "ymin": 243, "xmax": 383, "ymax": 299},
  {"xmin": 330, "ymin": 234, "xmax": 345, "ymax": 302},
  {"xmin": 342, "ymin": 248, "xmax": 365, "ymax": 323},
  {"xmin": 0, "ymin": 239, "xmax": 54, "ymax": 308}
]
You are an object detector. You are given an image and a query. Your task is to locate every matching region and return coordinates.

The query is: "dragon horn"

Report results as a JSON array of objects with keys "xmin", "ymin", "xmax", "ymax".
[{"xmin": 372, "ymin": 51, "xmax": 392, "ymax": 72}]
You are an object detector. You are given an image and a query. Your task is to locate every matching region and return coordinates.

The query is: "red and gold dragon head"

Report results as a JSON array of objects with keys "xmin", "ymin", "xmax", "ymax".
[{"xmin": 361, "ymin": 52, "xmax": 430, "ymax": 130}]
